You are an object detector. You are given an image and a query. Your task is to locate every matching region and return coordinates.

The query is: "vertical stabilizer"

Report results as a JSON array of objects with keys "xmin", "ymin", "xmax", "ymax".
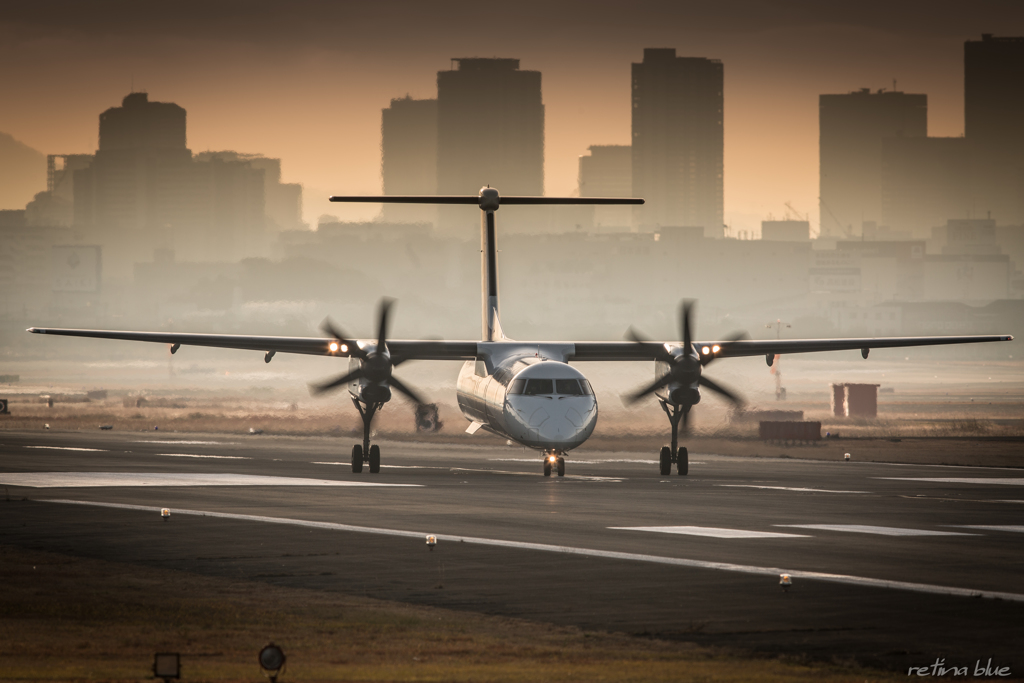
[{"xmin": 481, "ymin": 205, "xmax": 503, "ymax": 341}]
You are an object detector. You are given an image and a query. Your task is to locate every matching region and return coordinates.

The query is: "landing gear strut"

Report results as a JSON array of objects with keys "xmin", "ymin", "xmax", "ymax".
[
  {"xmin": 658, "ymin": 399, "xmax": 689, "ymax": 476},
  {"xmin": 543, "ymin": 451, "xmax": 566, "ymax": 478},
  {"xmin": 352, "ymin": 398, "xmax": 383, "ymax": 474}
]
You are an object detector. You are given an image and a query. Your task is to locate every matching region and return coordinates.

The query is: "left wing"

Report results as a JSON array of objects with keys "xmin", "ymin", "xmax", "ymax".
[
  {"xmin": 27, "ymin": 327, "xmax": 478, "ymax": 361},
  {"xmin": 569, "ymin": 335, "xmax": 1012, "ymax": 362}
]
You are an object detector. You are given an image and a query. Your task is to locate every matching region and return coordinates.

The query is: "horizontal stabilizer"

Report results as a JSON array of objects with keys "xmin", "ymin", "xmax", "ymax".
[{"xmin": 329, "ymin": 195, "xmax": 643, "ymax": 206}]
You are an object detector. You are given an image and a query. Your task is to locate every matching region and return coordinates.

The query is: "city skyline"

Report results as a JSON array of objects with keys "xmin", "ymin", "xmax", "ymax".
[{"xmin": 3, "ymin": 1, "xmax": 1023, "ymax": 231}]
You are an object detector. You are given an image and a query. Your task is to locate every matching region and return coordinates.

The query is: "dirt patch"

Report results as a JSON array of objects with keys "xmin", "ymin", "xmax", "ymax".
[{"xmin": 0, "ymin": 544, "xmax": 902, "ymax": 682}]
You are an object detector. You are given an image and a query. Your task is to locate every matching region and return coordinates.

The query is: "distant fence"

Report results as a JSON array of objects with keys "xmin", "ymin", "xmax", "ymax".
[{"xmin": 759, "ymin": 421, "xmax": 821, "ymax": 444}]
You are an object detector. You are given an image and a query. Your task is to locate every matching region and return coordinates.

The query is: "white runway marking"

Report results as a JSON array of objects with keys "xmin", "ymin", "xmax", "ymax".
[
  {"xmin": 24, "ymin": 446, "xmax": 107, "ymax": 452},
  {"xmin": 610, "ymin": 525, "xmax": 809, "ymax": 539},
  {"xmin": 156, "ymin": 453, "xmax": 251, "ymax": 460},
  {"xmin": 951, "ymin": 525, "xmax": 1024, "ymax": 533},
  {"xmin": 490, "ymin": 458, "xmax": 662, "ymax": 465},
  {"xmin": 39, "ymin": 499, "xmax": 1024, "ymax": 603},
  {"xmin": 878, "ymin": 477, "xmax": 1024, "ymax": 486},
  {"xmin": 0, "ymin": 472, "xmax": 420, "ymax": 488},
  {"xmin": 314, "ymin": 461, "xmax": 624, "ymax": 482},
  {"xmin": 717, "ymin": 484, "xmax": 869, "ymax": 494},
  {"xmin": 138, "ymin": 440, "xmax": 238, "ymax": 445},
  {"xmin": 776, "ymin": 524, "xmax": 975, "ymax": 537}
]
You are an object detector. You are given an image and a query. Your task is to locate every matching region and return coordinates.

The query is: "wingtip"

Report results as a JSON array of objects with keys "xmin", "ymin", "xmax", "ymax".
[{"xmin": 27, "ymin": 327, "xmax": 40, "ymax": 333}]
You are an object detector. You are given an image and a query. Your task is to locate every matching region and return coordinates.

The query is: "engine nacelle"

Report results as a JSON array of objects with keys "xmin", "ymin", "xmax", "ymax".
[
  {"xmin": 360, "ymin": 384, "xmax": 392, "ymax": 404},
  {"xmin": 669, "ymin": 386, "xmax": 701, "ymax": 406}
]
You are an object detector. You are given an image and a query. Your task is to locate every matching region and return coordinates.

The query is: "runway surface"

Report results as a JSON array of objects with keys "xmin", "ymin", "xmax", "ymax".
[{"xmin": 2, "ymin": 429, "xmax": 1023, "ymax": 673}]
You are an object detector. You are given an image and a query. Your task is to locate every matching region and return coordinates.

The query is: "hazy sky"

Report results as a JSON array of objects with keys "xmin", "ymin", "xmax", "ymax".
[{"xmin": 2, "ymin": 1, "xmax": 1022, "ymax": 230}]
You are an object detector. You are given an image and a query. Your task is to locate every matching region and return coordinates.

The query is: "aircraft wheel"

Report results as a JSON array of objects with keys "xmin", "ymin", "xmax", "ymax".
[
  {"xmin": 659, "ymin": 446, "xmax": 672, "ymax": 476},
  {"xmin": 543, "ymin": 460, "xmax": 552, "ymax": 477},
  {"xmin": 369, "ymin": 444, "xmax": 381, "ymax": 473},
  {"xmin": 677, "ymin": 447, "xmax": 688, "ymax": 476},
  {"xmin": 351, "ymin": 444, "xmax": 363, "ymax": 473},
  {"xmin": 556, "ymin": 456, "xmax": 565, "ymax": 477}
]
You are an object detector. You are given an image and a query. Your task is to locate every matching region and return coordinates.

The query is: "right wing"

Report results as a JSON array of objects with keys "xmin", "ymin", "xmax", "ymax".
[{"xmin": 27, "ymin": 327, "xmax": 478, "ymax": 361}]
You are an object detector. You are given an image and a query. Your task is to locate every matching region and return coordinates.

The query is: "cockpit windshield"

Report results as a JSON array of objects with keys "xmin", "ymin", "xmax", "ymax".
[{"xmin": 509, "ymin": 378, "xmax": 594, "ymax": 396}]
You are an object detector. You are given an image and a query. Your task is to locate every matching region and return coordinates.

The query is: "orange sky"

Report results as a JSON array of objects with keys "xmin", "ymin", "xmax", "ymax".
[{"xmin": 2, "ymin": 1, "xmax": 1021, "ymax": 232}]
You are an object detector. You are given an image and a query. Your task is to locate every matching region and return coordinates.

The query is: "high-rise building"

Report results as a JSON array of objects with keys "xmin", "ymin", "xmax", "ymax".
[
  {"xmin": 437, "ymin": 58, "xmax": 544, "ymax": 232},
  {"xmin": 381, "ymin": 96, "xmax": 437, "ymax": 224},
  {"xmin": 819, "ymin": 89, "xmax": 927, "ymax": 238},
  {"xmin": 881, "ymin": 137, "xmax": 971, "ymax": 235},
  {"xmin": 73, "ymin": 93, "xmax": 271, "ymax": 273},
  {"xmin": 578, "ymin": 145, "xmax": 631, "ymax": 230},
  {"xmin": 631, "ymin": 48, "xmax": 723, "ymax": 237},
  {"xmin": 965, "ymin": 34, "xmax": 1024, "ymax": 225}
]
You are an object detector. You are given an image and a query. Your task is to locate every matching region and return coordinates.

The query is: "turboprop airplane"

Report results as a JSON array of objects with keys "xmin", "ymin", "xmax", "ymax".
[{"xmin": 29, "ymin": 187, "xmax": 1012, "ymax": 477}]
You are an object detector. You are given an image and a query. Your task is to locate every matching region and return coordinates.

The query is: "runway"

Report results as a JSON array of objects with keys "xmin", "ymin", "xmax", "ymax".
[{"xmin": 2, "ymin": 429, "xmax": 1023, "ymax": 672}]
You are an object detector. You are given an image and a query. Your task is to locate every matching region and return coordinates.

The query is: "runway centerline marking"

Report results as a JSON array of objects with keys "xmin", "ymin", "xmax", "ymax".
[
  {"xmin": 24, "ymin": 446, "xmax": 107, "ymax": 452},
  {"xmin": 137, "ymin": 440, "xmax": 239, "ymax": 445},
  {"xmin": 610, "ymin": 526, "xmax": 810, "ymax": 539},
  {"xmin": 776, "ymin": 524, "xmax": 976, "ymax": 537},
  {"xmin": 950, "ymin": 525, "xmax": 1024, "ymax": 533},
  {"xmin": 877, "ymin": 477, "xmax": 1024, "ymax": 486},
  {"xmin": 716, "ymin": 484, "xmax": 869, "ymax": 494},
  {"xmin": 0, "ymin": 472, "xmax": 421, "ymax": 488},
  {"xmin": 156, "ymin": 453, "xmax": 252, "ymax": 460},
  {"xmin": 37, "ymin": 498, "xmax": 1024, "ymax": 604}
]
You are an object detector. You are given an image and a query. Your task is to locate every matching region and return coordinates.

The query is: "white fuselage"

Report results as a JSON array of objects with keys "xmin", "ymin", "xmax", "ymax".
[{"xmin": 456, "ymin": 345, "xmax": 598, "ymax": 452}]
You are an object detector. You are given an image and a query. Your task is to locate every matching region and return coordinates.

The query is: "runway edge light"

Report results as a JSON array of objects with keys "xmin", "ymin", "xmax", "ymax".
[
  {"xmin": 161, "ymin": 508, "xmax": 170, "ymax": 521},
  {"xmin": 844, "ymin": 452, "xmax": 851, "ymax": 461},
  {"xmin": 780, "ymin": 574, "xmax": 792, "ymax": 591},
  {"xmin": 426, "ymin": 534, "xmax": 437, "ymax": 550}
]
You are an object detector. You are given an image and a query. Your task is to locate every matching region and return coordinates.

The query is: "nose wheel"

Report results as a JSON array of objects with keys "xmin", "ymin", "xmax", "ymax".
[{"xmin": 543, "ymin": 452, "xmax": 566, "ymax": 477}]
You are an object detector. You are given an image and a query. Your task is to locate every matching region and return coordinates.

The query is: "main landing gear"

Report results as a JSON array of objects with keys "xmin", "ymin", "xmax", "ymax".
[
  {"xmin": 351, "ymin": 398, "xmax": 383, "ymax": 474},
  {"xmin": 658, "ymin": 399, "xmax": 689, "ymax": 476},
  {"xmin": 543, "ymin": 451, "xmax": 566, "ymax": 477}
]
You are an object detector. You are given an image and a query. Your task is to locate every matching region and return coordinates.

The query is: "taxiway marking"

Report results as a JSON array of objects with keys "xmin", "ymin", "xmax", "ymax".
[
  {"xmin": 24, "ymin": 446, "xmax": 107, "ymax": 452},
  {"xmin": 878, "ymin": 477, "xmax": 1024, "ymax": 486},
  {"xmin": 37, "ymin": 499, "xmax": 1024, "ymax": 603},
  {"xmin": 716, "ymin": 484, "xmax": 869, "ymax": 494},
  {"xmin": 0, "ymin": 472, "xmax": 420, "ymax": 488},
  {"xmin": 610, "ymin": 525, "xmax": 810, "ymax": 539},
  {"xmin": 776, "ymin": 524, "xmax": 975, "ymax": 536}
]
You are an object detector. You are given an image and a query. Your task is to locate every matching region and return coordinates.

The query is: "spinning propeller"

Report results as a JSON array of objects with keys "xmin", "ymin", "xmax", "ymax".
[
  {"xmin": 310, "ymin": 298, "xmax": 426, "ymax": 405},
  {"xmin": 625, "ymin": 300, "xmax": 746, "ymax": 413}
]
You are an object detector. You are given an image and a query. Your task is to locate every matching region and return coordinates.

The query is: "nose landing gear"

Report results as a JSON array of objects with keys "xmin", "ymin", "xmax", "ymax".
[{"xmin": 543, "ymin": 451, "xmax": 566, "ymax": 477}]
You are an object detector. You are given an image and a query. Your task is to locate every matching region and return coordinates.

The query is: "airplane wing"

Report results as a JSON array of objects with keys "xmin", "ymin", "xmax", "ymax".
[
  {"xmin": 26, "ymin": 327, "xmax": 478, "ymax": 362},
  {"xmin": 570, "ymin": 335, "xmax": 1012, "ymax": 361}
]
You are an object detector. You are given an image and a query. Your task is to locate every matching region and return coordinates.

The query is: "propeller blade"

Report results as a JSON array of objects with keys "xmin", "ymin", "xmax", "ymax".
[
  {"xmin": 309, "ymin": 367, "xmax": 365, "ymax": 395},
  {"xmin": 681, "ymin": 299, "xmax": 694, "ymax": 350},
  {"xmin": 376, "ymin": 297, "xmax": 394, "ymax": 352},
  {"xmin": 698, "ymin": 375, "xmax": 744, "ymax": 406},
  {"xmin": 388, "ymin": 375, "xmax": 427, "ymax": 406},
  {"xmin": 320, "ymin": 317, "xmax": 367, "ymax": 360},
  {"xmin": 625, "ymin": 326, "xmax": 674, "ymax": 363},
  {"xmin": 625, "ymin": 372, "xmax": 676, "ymax": 404}
]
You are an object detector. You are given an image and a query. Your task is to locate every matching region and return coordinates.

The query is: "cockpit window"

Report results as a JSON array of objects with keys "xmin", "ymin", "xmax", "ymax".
[
  {"xmin": 555, "ymin": 379, "xmax": 583, "ymax": 395},
  {"xmin": 581, "ymin": 379, "xmax": 594, "ymax": 396},
  {"xmin": 524, "ymin": 379, "xmax": 554, "ymax": 396},
  {"xmin": 510, "ymin": 379, "xmax": 527, "ymax": 395}
]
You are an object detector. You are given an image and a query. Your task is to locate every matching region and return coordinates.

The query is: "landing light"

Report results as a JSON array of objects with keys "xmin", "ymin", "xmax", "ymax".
[
  {"xmin": 340, "ymin": 344, "xmax": 348, "ymax": 353},
  {"xmin": 712, "ymin": 344, "xmax": 721, "ymax": 353},
  {"xmin": 701, "ymin": 346, "xmax": 711, "ymax": 355},
  {"xmin": 547, "ymin": 454, "xmax": 557, "ymax": 463},
  {"xmin": 329, "ymin": 341, "xmax": 339, "ymax": 352}
]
